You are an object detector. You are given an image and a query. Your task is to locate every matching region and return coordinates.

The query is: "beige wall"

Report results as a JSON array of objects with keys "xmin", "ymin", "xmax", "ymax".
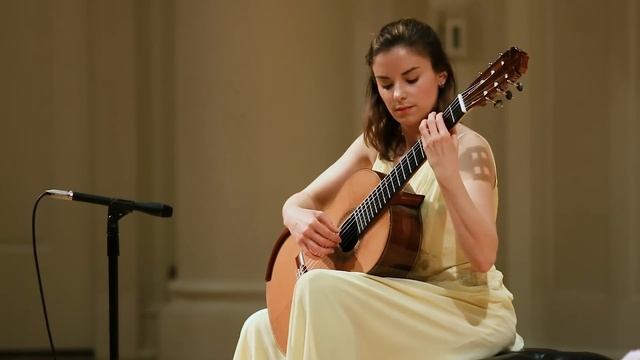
[
  {"xmin": 504, "ymin": 1, "xmax": 640, "ymax": 355},
  {"xmin": 0, "ymin": 1, "xmax": 638, "ymax": 359},
  {"xmin": 0, "ymin": 0, "xmax": 172, "ymax": 357},
  {"xmin": 158, "ymin": 1, "xmax": 433, "ymax": 358}
]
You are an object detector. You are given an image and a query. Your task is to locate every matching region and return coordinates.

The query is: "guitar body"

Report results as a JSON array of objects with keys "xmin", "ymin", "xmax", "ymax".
[{"xmin": 265, "ymin": 169, "xmax": 424, "ymax": 353}]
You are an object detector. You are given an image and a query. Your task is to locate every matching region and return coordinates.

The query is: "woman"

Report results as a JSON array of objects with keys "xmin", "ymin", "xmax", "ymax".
[{"xmin": 234, "ymin": 18, "xmax": 523, "ymax": 360}]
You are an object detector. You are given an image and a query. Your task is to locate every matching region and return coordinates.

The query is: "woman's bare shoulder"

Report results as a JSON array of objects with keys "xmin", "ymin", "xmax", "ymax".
[
  {"xmin": 455, "ymin": 124, "xmax": 497, "ymax": 186},
  {"xmin": 353, "ymin": 133, "xmax": 379, "ymax": 168},
  {"xmin": 455, "ymin": 124, "xmax": 493, "ymax": 149}
]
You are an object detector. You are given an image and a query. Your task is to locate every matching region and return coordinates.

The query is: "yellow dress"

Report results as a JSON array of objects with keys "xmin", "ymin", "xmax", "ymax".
[{"xmin": 234, "ymin": 138, "xmax": 523, "ymax": 360}]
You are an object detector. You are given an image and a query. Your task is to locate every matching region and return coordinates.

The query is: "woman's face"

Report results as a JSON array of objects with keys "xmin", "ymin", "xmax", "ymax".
[{"xmin": 372, "ymin": 46, "xmax": 447, "ymax": 129}]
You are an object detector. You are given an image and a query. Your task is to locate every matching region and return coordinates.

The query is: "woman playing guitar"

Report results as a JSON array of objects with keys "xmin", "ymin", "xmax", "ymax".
[{"xmin": 234, "ymin": 18, "xmax": 525, "ymax": 360}]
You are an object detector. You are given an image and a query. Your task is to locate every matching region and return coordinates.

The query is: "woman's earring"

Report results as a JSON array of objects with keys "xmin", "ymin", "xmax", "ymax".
[{"xmin": 438, "ymin": 82, "xmax": 445, "ymax": 88}]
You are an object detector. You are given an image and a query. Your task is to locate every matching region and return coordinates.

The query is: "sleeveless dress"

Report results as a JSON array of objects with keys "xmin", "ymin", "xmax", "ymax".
[{"xmin": 234, "ymin": 146, "xmax": 524, "ymax": 360}]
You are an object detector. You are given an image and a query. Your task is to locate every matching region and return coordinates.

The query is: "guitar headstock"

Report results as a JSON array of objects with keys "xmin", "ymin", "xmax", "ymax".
[{"xmin": 462, "ymin": 47, "xmax": 529, "ymax": 110}]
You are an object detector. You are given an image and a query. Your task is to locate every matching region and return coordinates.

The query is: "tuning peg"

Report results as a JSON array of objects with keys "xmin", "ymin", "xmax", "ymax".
[
  {"xmin": 508, "ymin": 80, "xmax": 524, "ymax": 91},
  {"xmin": 485, "ymin": 97, "xmax": 504, "ymax": 109},
  {"xmin": 503, "ymin": 89, "xmax": 513, "ymax": 100},
  {"xmin": 495, "ymin": 88, "xmax": 513, "ymax": 100}
]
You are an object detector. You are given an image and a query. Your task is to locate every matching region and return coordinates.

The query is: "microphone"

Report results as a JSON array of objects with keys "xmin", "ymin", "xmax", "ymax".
[{"xmin": 46, "ymin": 189, "xmax": 173, "ymax": 218}]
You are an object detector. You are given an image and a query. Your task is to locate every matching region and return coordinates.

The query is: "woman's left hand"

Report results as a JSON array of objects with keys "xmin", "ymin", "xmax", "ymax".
[{"xmin": 419, "ymin": 112, "xmax": 459, "ymax": 183}]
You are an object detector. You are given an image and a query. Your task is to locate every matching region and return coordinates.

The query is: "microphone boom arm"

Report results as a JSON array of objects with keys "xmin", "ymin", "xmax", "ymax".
[{"xmin": 45, "ymin": 189, "xmax": 173, "ymax": 218}]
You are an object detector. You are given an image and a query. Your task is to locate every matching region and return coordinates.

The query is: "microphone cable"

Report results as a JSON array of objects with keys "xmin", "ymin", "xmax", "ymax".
[{"xmin": 32, "ymin": 191, "xmax": 58, "ymax": 360}]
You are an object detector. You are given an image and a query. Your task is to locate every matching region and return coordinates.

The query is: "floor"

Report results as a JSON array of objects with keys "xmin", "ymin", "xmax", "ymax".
[{"xmin": 0, "ymin": 350, "xmax": 93, "ymax": 360}]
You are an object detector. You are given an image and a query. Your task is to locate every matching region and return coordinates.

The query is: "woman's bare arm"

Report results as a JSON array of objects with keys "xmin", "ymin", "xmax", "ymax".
[
  {"xmin": 282, "ymin": 134, "xmax": 377, "ymax": 257},
  {"xmin": 420, "ymin": 113, "xmax": 498, "ymax": 272}
]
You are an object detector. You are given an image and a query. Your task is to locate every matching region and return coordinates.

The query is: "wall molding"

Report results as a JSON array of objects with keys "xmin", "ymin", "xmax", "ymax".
[{"xmin": 167, "ymin": 280, "xmax": 265, "ymax": 301}]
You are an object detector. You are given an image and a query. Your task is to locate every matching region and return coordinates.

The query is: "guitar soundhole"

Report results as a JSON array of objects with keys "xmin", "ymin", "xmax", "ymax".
[
  {"xmin": 332, "ymin": 241, "xmax": 359, "ymax": 261},
  {"xmin": 337, "ymin": 209, "xmax": 361, "ymax": 254}
]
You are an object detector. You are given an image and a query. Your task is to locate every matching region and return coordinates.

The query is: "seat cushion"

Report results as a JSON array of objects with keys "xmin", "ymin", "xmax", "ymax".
[{"xmin": 485, "ymin": 348, "xmax": 612, "ymax": 360}]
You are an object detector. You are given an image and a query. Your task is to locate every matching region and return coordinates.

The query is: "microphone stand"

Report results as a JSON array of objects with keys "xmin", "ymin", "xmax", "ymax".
[
  {"xmin": 106, "ymin": 203, "xmax": 132, "ymax": 360},
  {"xmin": 44, "ymin": 189, "xmax": 172, "ymax": 359}
]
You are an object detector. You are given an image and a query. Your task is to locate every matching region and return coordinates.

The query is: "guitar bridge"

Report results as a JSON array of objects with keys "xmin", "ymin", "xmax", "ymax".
[{"xmin": 295, "ymin": 252, "xmax": 308, "ymax": 279}]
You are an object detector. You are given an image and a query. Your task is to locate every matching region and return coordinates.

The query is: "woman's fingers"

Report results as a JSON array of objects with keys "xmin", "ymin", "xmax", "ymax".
[
  {"xmin": 419, "ymin": 118, "xmax": 429, "ymax": 136},
  {"xmin": 299, "ymin": 242, "xmax": 324, "ymax": 259},
  {"xmin": 303, "ymin": 227, "xmax": 338, "ymax": 249},
  {"xmin": 434, "ymin": 112, "xmax": 448, "ymax": 134},
  {"xmin": 315, "ymin": 213, "xmax": 341, "ymax": 243},
  {"xmin": 288, "ymin": 208, "xmax": 341, "ymax": 257},
  {"xmin": 426, "ymin": 112, "xmax": 439, "ymax": 135},
  {"xmin": 298, "ymin": 218, "xmax": 339, "ymax": 257},
  {"xmin": 301, "ymin": 235, "xmax": 334, "ymax": 257}
]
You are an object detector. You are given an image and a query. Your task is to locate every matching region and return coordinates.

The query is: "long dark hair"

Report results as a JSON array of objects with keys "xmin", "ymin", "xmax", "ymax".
[{"xmin": 363, "ymin": 18, "xmax": 456, "ymax": 161}]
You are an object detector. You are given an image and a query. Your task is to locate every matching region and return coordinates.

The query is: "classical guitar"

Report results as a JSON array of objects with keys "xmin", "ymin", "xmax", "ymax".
[{"xmin": 265, "ymin": 47, "xmax": 529, "ymax": 353}]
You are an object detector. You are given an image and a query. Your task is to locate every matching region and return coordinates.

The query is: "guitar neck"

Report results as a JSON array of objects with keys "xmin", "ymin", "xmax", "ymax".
[{"xmin": 339, "ymin": 96, "xmax": 467, "ymax": 252}]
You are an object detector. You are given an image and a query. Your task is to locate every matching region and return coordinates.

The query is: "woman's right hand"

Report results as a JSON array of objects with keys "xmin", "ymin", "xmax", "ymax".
[{"xmin": 284, "ymin": 207, "xmax": 341, "ymax": 258}]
